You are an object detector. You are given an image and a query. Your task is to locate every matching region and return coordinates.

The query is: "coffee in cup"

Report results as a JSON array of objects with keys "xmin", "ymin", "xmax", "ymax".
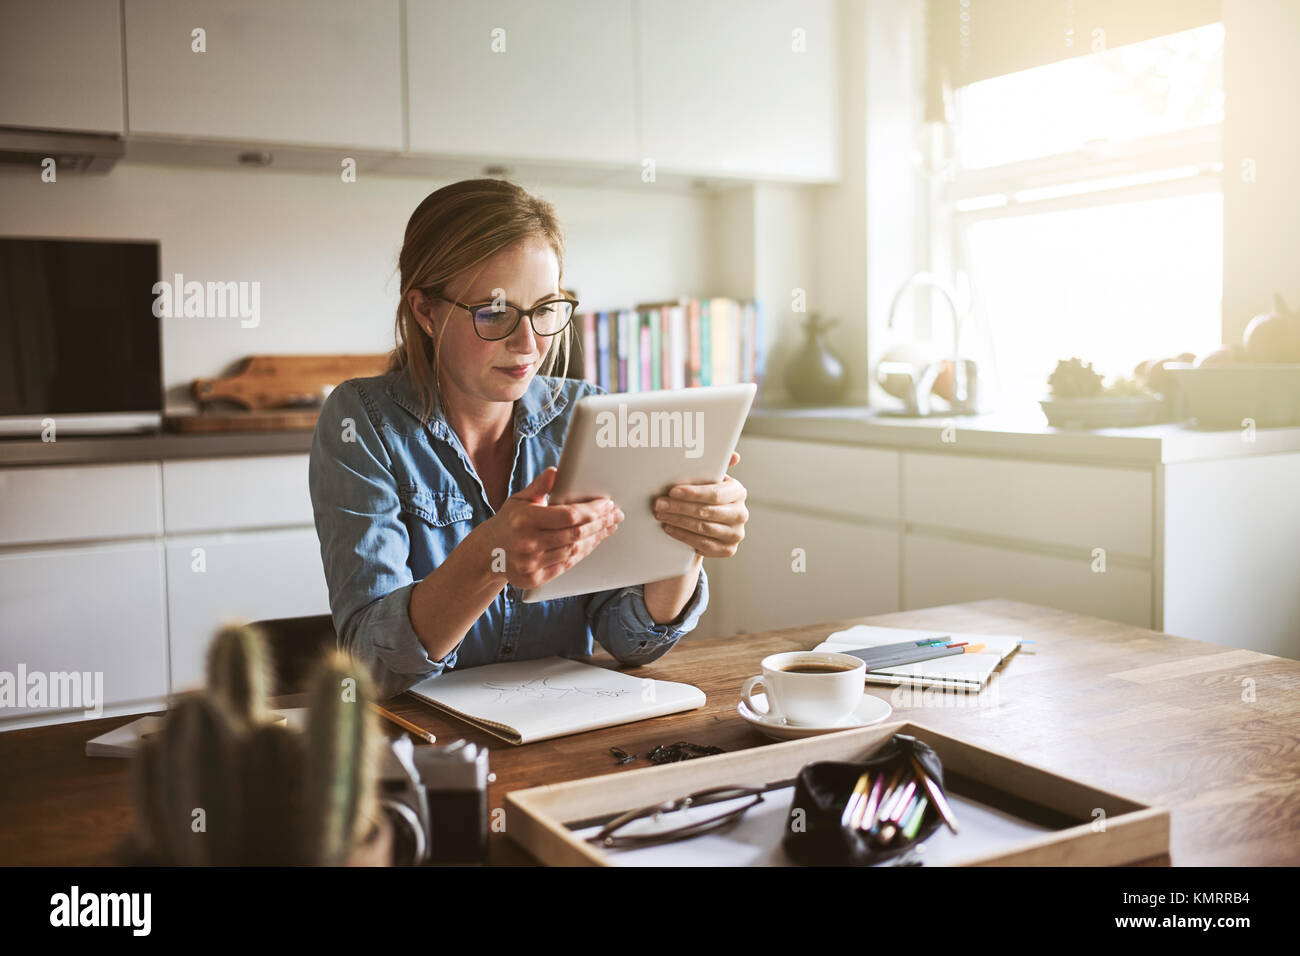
[{"xmin": 741, "ymin": 651, "xmax": 865, "ymax": 726}]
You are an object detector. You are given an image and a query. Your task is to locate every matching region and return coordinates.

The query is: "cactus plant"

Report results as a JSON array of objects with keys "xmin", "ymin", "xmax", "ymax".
[
  {"xmin": 127, "ymin": 625, "xmax": 383, "ymax": 866},
  {"xmin": 206, "ymin": 623, "xmax": 274, "ymax": 728},
  {"xmin": 239, "ymin": 721, "xmax": 308, "ymax": 865},
  {"xmin": 303, "ymin": 651, "xmax": 379, "ymax": 866},
  {"xmin": 132, "ymin": 693, "xmax": 241, "ymax": 866}
]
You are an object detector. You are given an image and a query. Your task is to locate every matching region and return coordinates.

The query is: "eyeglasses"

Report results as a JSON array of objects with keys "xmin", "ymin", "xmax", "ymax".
[
  {"xmin": 435, "ymin": 294, "xmax": 578, "ymax": 341},
  {"xmin": 585, "ymin": 785, "xmax": 767, "ymax": 849}
]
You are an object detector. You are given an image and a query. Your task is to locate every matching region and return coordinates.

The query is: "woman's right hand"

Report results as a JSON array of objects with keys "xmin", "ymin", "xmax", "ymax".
[{"xmin": 476, "ymin": 466, "xmax": 624, "ymax": 590}]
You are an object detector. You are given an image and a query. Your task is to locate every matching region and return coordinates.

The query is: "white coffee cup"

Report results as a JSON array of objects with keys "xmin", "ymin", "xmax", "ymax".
[{"xmin": 740, "ymin": 651, "xmax": 865, "ymax": 726}]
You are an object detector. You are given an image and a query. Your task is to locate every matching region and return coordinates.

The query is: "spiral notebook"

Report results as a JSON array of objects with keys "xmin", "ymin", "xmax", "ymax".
[
  {"xmin": 406, "ymin": 657, "xmax": 707, "ymax": 745},
  {"xmin": 813, "ymin": 625, "xmax": 1022, "ymax": 691}
]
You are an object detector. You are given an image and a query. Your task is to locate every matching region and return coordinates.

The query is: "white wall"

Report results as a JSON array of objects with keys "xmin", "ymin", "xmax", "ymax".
[
  {"xmin": 0, "ymin": 163, "xmax": 720, "ymax": 410},
  {"xmin": 1221, "ymin": 0, "xmax": 1300, "ymax": 343}
]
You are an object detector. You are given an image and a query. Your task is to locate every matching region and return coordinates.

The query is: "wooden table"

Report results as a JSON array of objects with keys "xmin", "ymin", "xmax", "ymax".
[{"xmin": 3, "ymin": 598, "xmax": 1298, "ymax": 866}]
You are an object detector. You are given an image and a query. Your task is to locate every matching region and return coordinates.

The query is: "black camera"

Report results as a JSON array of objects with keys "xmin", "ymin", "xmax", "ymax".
[{"xmin": 378, "ymin": 735, "xmax": 494, "ymax": 865}]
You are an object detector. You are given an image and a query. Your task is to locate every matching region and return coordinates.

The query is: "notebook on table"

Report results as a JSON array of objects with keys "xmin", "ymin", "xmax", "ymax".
[
  {"xmin": 406, "ymin": 657, "xmax": 707, "ymax": 745},
  {"xmin": 85, "ymin": 708, "xmax": 306, "ymax": 758},
  {"xmin": 813, "ymin": 625, "xmax": 1022, "ymax": 691}
]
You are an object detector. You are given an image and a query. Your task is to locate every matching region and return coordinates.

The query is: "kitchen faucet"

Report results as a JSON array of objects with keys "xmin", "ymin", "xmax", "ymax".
[{"xmin": 878, "ymin": 271, "xmax": 978, "ymax": 415}]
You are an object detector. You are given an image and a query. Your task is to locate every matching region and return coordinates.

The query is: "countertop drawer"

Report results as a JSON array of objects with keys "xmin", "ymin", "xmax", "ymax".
[
  {"xmin": 162, "ymin": 455, "xmax": 314, "ymax": 533},
  {"xmin": 733, "ymin": 437, "xmax": 899, "ymax": 521},
  {"xmin": 0, "ymin": 463, "xmax": 162, "ymax": 545},
  {"xmin": 902, "ymin": 452, "xmax": 1153, "ymax": 559}
]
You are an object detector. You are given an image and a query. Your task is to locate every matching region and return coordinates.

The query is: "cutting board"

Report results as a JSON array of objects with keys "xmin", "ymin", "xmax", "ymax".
[{"xmin": 192, "ymin": 354, "xmax": 389, "ymax": 411}]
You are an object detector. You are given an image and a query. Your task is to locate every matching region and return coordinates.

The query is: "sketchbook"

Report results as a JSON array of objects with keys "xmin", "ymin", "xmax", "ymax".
[
  {"xmin": 85, "ymin": 708, "xmax": 305, "ymax": 758},
  {"xmin": 813, "ymin": 625, "xmax": 1022, "ymax": 691},
  {"xmin": 405, "ymin": 657, "xmax": 706, "ymax": 746}
]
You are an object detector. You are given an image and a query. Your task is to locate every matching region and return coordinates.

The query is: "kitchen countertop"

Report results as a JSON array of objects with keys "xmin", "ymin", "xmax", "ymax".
[
  {"xmin": 4, "ymin": 404, "xmax": 1300, "ymax": 468},
  {"xmin": 743, "ymin": 404, "xmax": 1300, "ymax": 465},
  {"xmin": 0, "ymin": 428, "xmax": 315, "ymax": 467}
]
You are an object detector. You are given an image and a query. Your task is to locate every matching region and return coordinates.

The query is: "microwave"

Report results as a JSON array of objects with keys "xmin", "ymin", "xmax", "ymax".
[{"xmin": 0, "ymin": 236, "xmax": 162, "ymax": 437}]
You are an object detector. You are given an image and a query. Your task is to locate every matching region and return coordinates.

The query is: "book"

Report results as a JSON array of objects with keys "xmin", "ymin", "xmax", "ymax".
[
  {"xmin": 617, "ymin": 309, "xmax": 631, "ymax": 392},
  {"xmin": 700, "ymin": 299, "xmax": 712, "ymax": 386},
  {"xmin": 649, "ymin": 307, "xmax": 662, "ymax": 389},
  {"xmin": 687, "ymin": 299, "xmax": 702, "ymax": 386},
  {"xmin": 85, "ymin": 708, "xmax": 305, "ymax": 758},
  {"xmin": 406, "ymin": 657, "xmax": 707, "ymax": 745},
  {"xmin": 595, "ymin": 312, "xmax": 610, "ymax": 391},
  {"xmin": 639, "ymin": 313, "xmax": 651, "ymax": 390},
  {"xmin": 812, "ymin": 625, "xmax": 1022, "ymax": 691},
  {"xmin": 668, "ymin": 303, "xmax": 686, "ymax": 389}
]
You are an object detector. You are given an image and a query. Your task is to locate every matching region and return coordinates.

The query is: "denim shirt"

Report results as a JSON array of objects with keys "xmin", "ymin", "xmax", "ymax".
[{"xmin": 307, "ymin": 367, "xmax": 709, "ymax": 699}]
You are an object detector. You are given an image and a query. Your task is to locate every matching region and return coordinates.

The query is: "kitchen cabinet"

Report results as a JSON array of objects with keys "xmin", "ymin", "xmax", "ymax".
[
  {"xmin": 165, "ymin": 528, "xmax": 330, "ymax": 691},
  {"xmin": 124, "ymin": 0, "xmax": 403, "ymax": 149},
  {"xmin": 1162, "ymin": 452, "xmax": 1300, "ymax": 659},
  {"xmin": 0, "ymin": 543, "xmax": 168, "ymax": 723},
  {"xmin": 636, "ymin": 0, "xmax": 839, "ymax": 181},
  {"xmin": 162, "ymin": 455, "xmax": 314, "ymax": 532},
  {"xmin": 697, "ymin": 437, "xmax": 899, "ymax": 638},
  {"xmin": 0, "ymin": 463, "xmax": 162, "ymax": 546},
  {"xmin": 707, "ymin": 503, "xmax": 899, "ymax": 637},
  {"xmin": 405, "ymin": 0, "xmax": 638, "ymax": 165},
  {"xmin": 0, "ymin": 452, "xmax": 331, "ymax": 731},
  {"xmin": 902, "ymin": 532, "xmax": 1152, "ymax": 628},
  {"xmin": 902, "ymin": 452, "xmax": 1152, "ymax": 560},
  {"xmin": 0, "ymin": 0, "xmax": 125, "ymax": 134},
  {"xmin": 710, "ymin": 429, "xmax": 1300, "ymax": 659}
]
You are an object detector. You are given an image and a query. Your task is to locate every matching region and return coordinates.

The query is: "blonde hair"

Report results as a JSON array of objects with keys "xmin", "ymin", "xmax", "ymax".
[{"xmin": 388, "ymin": 178, "xmax": 571, "ymax": 421}]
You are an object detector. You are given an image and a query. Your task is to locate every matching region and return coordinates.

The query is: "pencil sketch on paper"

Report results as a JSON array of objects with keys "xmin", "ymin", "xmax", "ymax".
[{"xmin": 482, "ymin": 677, "xmax": 632, "ymax": 706}]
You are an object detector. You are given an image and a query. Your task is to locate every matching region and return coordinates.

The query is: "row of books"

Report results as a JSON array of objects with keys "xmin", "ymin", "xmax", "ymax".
[{"xmin": 576, "ymin": 297, "xmax": 765, "ymax": 393}]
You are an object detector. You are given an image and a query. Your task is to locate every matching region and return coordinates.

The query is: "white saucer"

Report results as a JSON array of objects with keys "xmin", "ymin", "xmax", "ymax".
[{"xmin": 737, "ymin": 693, "xmax": 893, "ymax": 741}]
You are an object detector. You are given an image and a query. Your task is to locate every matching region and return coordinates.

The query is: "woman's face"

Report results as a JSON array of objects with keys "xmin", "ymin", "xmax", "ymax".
[{"xmin": 413, "ymin": 236, "xmax": 560, "ymax": 412}]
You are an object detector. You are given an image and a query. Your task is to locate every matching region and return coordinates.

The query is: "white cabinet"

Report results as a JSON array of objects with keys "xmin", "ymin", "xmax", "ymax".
[
  {"xmin": 0, "ymin": 0, "xmax": 124, "ymax": 134},
  {"xmin": 0, "ymin": 543, "xmax": 168, "ymax": 722},
  {"xmin": 902, "ymin": 532, "xmax": 1152, "ymax": 628},
  {"xmin": 709, "ymin": 503, "xmax": 899, "ymax": 636},
  {"xmin": 0, "ymin": 452, "xmax": 331, "ymax": 730},
  {"xmin": 0, "ymin": 463, "xmax": 162, "ymax": 546},
  {"xmin": 124, "ymin": 0, "xmax": 403, "ymax": 149},
  {"xmin": 732, "ymin": 437, "xmax": 898, "ymax": 520},
  {"xmin": 165, "ymin": 528, "xmax": 331, "ymax": 691},
  {"xmin": 902, "ymin": 453, "xmax": 1153, "ymax": 560},
  {"xmin": 699, "ymin": 437, "xmax": 899, "ymax": 637},
  {"xmin": 1163, "ymin": 453, "xmax": 1300, "ymax": 659},
  {"xmin": 637, "ymin": 0, "xmax": 839, "ymax": 180},
  {"xmin": 162, "ymin": 455, "xmax": 313, "ymax": 533},
  {"xmin": 406, "ymin": 0, "xmax": 638, "ymax": 164}
]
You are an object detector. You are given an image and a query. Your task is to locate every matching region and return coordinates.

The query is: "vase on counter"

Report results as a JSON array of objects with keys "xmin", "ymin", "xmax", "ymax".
[{"xmin": 785, "ymin": 313, "xmax": 848, "ymax": 405}]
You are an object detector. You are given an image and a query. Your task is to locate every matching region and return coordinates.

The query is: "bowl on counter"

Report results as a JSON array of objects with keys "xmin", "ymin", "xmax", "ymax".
[
  {"xmin": 1038, "ymin": 394, "xmax": 1166, "ymax": 429},
  {"xmin": 1166, "ymin": 365, "xmax": 1300, "ymax": 428}
]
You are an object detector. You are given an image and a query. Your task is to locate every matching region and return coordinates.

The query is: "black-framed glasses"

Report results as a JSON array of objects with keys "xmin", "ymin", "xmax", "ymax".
[
  {"xmin": 436, "ymin": 294, "xmax": 578, "ymax": 341},
  {"xmin": 585, "ymin": 785, "xmax": 767, "ymax": 849}
]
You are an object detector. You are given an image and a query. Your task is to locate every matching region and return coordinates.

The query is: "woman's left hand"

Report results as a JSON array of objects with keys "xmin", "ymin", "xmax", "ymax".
[{"xmin": 653, "ymin": 451, "xmax": 748, "ymax": 558}]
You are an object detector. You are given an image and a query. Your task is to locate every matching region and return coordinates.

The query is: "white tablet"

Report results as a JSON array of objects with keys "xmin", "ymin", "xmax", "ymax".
[{"xmin": 520, "ymin": 383, "xmax": 757, "ymax": 603}]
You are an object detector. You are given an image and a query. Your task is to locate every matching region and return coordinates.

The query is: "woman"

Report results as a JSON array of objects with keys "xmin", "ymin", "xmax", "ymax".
[{"xmin": 309, "ymin": 179, "xmax": 750, "ymax": 699}]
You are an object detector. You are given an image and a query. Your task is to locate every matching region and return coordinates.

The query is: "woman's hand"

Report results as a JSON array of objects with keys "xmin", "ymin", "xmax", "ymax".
[
  {"xmin": 476, "ymin": 466, "xmax": 624, "ymax": 590},
  {"xmin": 652, "ymin": 451, "xmax": 748, "ymax": 558}
]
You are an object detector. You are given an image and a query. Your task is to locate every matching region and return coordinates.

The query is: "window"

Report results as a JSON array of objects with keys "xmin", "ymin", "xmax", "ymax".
[{"xmin": 934, "ymin": 22, "xmax": 1225, "ymax": 406}]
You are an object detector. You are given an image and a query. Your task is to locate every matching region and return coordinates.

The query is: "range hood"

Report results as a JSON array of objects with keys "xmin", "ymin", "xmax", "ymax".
[{"xmin": 0, "ymin": 128, "xmax": 124, "ymax": 173}]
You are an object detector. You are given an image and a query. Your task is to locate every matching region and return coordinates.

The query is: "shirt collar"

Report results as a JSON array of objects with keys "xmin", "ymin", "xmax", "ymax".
[{"xmin": 384, "ymin": 366, "xmax": 570, "ymax": 441}]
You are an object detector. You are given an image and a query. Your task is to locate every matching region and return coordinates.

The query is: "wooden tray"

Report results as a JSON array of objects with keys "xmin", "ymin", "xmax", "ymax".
[{"xmin": 505, "ymin": 720, "xmax": 1169, "ymax": 866}]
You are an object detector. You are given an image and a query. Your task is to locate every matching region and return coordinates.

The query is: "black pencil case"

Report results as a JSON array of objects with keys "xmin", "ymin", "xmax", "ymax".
[{"xmin": 781, "ymin": 733, "xmax": 945, "ymax": 866}]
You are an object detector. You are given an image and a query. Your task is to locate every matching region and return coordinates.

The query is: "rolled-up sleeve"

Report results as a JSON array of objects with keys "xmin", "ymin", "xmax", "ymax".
[
  {"xmin": 308, "ymin": 383, "xmax": 453, "ymax": 698},
  {"xmin": 584, "ymin": 565, "xmax": 709, "ymax": 666}
]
